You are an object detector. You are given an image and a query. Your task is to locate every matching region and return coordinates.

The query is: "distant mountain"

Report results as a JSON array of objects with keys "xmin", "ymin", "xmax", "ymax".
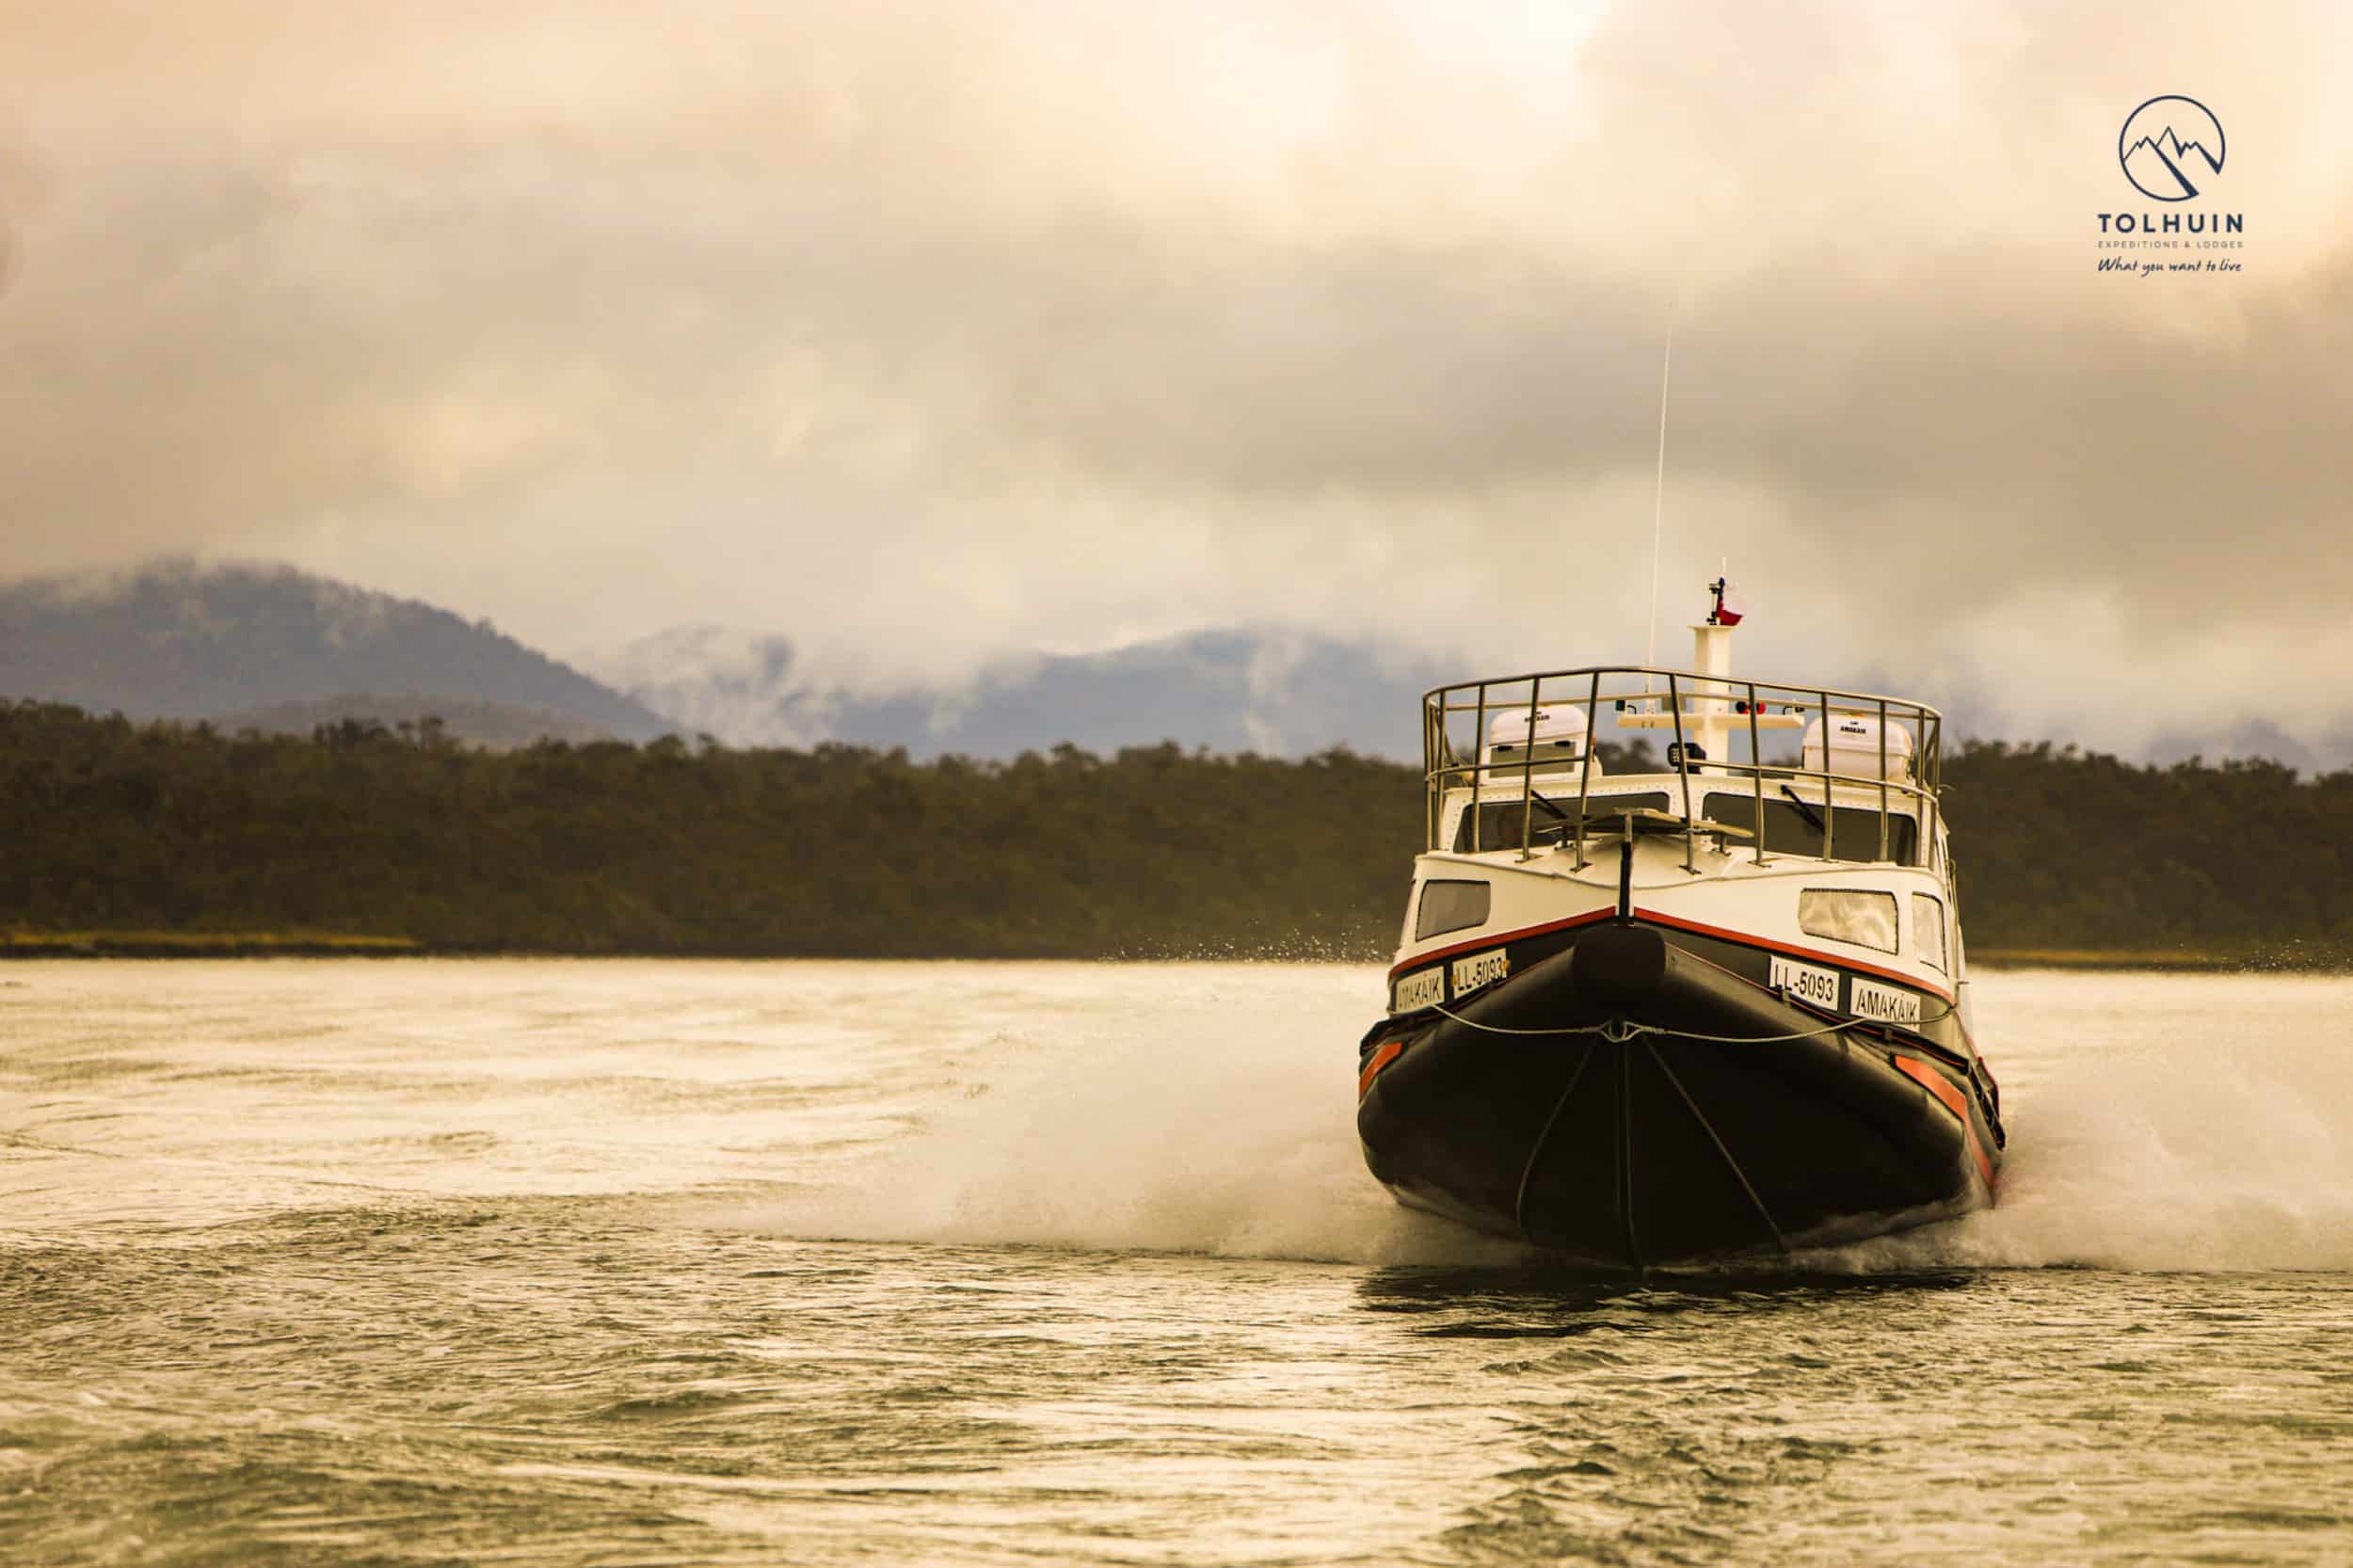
[
  {"xmin": 601, "ymin": 629, "xmax": 2353, "ymax": 774},
  {"xmin": 0, "ymin": 560, "xmax": 673, "ymax": 742},
  {"xmin": 22, "ymin": 562, "xmax": 2339, "ymax": 771},
  {"xmin": 589, "ymin": 625, "xmax": 1456, "ymax": 760}
]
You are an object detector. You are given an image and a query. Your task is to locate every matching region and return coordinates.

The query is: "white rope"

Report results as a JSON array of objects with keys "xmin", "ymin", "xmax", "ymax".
[{"xmin": 1426, "ymin": 993, "xmax": 1959, "ymax": 1047}]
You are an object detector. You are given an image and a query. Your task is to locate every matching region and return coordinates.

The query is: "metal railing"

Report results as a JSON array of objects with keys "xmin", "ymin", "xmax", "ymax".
[{"xmin": 1421, "ymin": 665, "xmax": 1945, "ymax": 874}]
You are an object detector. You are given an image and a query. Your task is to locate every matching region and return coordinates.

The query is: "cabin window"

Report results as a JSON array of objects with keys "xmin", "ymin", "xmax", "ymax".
[
  {"xmin": 1798, "ymin": 888, "xmax": 1899, "ymax": 953},
  {"xmin": 1454, "ymin": 792, "xmax": 1672, "ymax": 852},
  {"xmin": 1415, "ymin": 879, "xmax": 1492, "ymax": 940},
  {"xmin": 1703, "ymin": 792, "xmax": 1918, "ymax": 863},
  {"xmin": 1914, "ymin": 893, "xmax": 1949, "ymax": 971}
]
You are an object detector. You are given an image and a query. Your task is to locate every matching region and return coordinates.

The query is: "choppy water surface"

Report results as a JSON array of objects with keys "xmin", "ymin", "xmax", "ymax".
[{"xmin": 5, "ymin": 961, "xmax": 2353, "ymax": 1565}]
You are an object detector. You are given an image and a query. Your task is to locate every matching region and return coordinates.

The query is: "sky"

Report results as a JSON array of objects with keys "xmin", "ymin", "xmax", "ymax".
[{"xmin": 2, "ymin": 0, "xmax": 2349, "ymax": 754}]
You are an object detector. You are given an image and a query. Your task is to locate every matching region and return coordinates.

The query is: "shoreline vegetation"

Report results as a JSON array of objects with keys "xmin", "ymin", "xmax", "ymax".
[
  {"xmin": 1968, "ymin": 948, "xmax": 2339, "ymax": 972},
  {"xmin": 0, "ymin": 936, "xmax": 2329, "ymax": 971},
  {"xmin": 5, "ymin": 698, "xmax": 2351, "ymax": 968},
  {"xmin": 0, "ymin": 930, "xmax": 421, "ymax": 958}
]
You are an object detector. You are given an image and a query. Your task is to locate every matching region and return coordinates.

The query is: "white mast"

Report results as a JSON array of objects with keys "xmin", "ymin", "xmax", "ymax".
[{"xmin": 1643, "ymin": 332, "xmax": 1673, "ymax": 683}]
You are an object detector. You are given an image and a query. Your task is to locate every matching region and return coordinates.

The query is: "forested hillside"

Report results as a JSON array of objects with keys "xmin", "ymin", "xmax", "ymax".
[{"xmin": 2, "ymin": 699, "xmax": 2346, "ymax": 962}]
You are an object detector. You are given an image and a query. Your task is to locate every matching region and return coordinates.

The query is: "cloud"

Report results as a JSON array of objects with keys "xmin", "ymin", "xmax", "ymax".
[{"xmin": 0, "ymin": 0, "xmax": 2347, "ymax": 756}]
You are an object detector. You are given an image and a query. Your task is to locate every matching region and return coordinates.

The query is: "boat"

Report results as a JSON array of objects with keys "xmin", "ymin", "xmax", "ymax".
[{"xmin": 1354, "ymin": 580, "xmax": 2004, "ymax": 1266}]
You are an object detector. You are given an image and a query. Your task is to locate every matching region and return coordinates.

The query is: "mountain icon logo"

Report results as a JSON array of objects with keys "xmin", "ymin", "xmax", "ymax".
[{"xmin": 2119, "ymin": 96, "xmax": 2225, "ymax": 201}]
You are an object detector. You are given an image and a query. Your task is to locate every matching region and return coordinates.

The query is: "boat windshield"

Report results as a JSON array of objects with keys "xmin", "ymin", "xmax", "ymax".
[
  {"xmin": 1702, "ymin": 791, "xmax": 1917, "ymax": 862},
  {"xmin": 1453, "ymin": 792, "xmax": 1673, "ymax": 852}
]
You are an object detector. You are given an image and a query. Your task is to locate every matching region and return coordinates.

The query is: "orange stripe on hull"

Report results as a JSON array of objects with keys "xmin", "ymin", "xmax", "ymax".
[
  {"xmin": 1892, "ymin": 1054, "xmax": 1994, "ymax": 1189},
  {"xmin": 1891, "ymin": 1054, "xmax": 1966, "ymax": 1118},
  {"xmin": 1967, "ymin": 1129, "xmax": 1994, "ymax": 1190},
  {"xmin": 1357, "ymin": 1040, "xmax": 1403, "ymax": 1100}
]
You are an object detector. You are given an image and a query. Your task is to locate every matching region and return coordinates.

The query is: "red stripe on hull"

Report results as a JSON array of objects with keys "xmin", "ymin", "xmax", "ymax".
[
  {"xmin": 1385, "ymin": 906, "xmax": 1988, "ymax": 1069},
  {"xmin": 1630, "ymin": 907, "xmax": 1955, "ymax": 1005},
  {"xmin": 1387, "ymin": 907, "xmax": 1616, "ymax": 979}
]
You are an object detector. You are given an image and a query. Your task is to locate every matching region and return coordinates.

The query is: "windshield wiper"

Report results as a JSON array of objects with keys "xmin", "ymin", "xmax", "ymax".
[
  {"xmin": 1779, "ymin": 784, "xmax": 1826, "ymax": 835},
  {"xmin": 1502, "ymin": 791, "xmax": 1576, "ymax": 845}
]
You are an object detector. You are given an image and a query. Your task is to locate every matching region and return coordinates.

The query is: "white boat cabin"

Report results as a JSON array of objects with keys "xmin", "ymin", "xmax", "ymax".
[{"xmin": 1392, "ymin": 609, "xmax": 1968, "ymax": 1027}]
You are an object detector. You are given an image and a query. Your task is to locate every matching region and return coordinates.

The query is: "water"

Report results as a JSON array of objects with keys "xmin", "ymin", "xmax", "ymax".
[{"xmin": 5, "ymin": 960, "xmax": 2353, "ymax": 1565}]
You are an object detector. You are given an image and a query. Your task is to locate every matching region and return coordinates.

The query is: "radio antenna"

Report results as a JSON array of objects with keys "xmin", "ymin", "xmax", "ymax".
[{"xmin": 1642, "ymin": 331, "xmax": 1673, "ymax": 688}]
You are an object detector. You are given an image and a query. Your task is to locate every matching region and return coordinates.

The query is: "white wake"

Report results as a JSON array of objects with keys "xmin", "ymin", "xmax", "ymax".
[{"xmin": 752, "ymin": 964, "xmax": 2353, "ymax": 1273}]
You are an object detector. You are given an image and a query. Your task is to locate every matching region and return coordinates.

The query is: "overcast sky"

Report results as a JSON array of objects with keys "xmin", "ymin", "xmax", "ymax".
[{"xmin": 3, "ymin": 1, "xmax": 2348, "ymax": 750}]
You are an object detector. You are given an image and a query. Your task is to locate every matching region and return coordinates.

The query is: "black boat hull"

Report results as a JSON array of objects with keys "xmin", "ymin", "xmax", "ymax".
[{"xmin": 1356, "ymin": 921, "xmax": 2001, "ymax": 1267}]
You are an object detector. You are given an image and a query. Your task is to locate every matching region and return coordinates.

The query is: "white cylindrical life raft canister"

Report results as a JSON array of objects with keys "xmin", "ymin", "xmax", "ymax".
[
  {"xmin": 1802, "ymin": 714, "xmax": 1915, "ymax": 780},
  {"xmin": 1484, "ymin": 704, "xmax": 1597, "ymax": 775}
]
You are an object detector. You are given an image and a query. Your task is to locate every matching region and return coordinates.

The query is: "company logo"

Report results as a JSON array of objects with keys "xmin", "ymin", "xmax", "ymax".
[{"xmin": 2119, "ymin": 95, "xmax": 2225, "ymax": 202}]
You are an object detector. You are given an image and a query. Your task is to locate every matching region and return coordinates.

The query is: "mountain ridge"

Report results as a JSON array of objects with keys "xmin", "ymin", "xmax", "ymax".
[
  {"xmin": 584, "ymin": 623, "xmax": 1457, "ymax": 760},
  {"xmin": 5, "ymin": 558, "xmax": 2345, "ymax": 772},
  {"xmin": 0, "ymin": 560, "xmax": 674, "ymax": 742}
]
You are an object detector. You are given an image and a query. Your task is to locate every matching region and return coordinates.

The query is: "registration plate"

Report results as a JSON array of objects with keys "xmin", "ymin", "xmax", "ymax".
[
  {"xmin": 1769, "ymin": 955, "xmax": 1841, "ymax": 1008},
  {"xmin": 1450, "ymin": 949, "xmax": 1511, "ymax": 995}
]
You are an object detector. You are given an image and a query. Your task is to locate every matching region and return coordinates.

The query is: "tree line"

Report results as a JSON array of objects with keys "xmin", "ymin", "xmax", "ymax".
[{"xmin": 0, "ymin": 699, "xmax": 2344, "ymax": 962}]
